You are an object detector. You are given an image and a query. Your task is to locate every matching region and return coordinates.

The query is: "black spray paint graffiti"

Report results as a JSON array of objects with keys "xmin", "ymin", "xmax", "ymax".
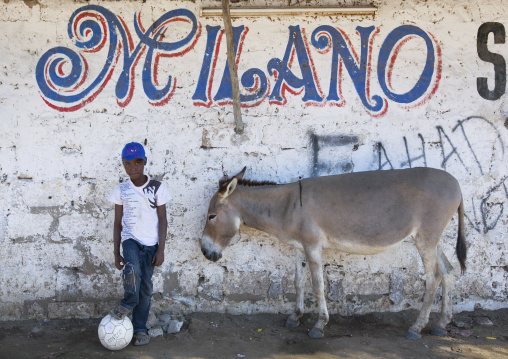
[
  {"xmin": 376, "ymin": 116, "xmax": 506, "ymax": 234},
  {"xmin": 310, "ymin": 133, "xmax": 359, "ymax": 177},
  {"xmin": 377, "ymin": 116, "xmax": 505, "ymax": 173},
  {"xmin": 309, "ymin": 117, "xmax": 506, "ymax": 234},
  {"xmin": 471, "ymin": 176, "xmax": 508, "ymax": 234}
]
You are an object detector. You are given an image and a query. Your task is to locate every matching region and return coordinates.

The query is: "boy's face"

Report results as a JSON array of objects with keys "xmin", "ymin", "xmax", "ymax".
[{"xmin": 122, "ymin": 158, "xmax": 146, "ymax": 183}]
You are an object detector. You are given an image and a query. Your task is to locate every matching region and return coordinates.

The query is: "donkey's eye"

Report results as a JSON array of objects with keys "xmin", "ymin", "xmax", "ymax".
[{"xmin": 208, "ymin": 214, "xmax": 216, "ymax": 221}]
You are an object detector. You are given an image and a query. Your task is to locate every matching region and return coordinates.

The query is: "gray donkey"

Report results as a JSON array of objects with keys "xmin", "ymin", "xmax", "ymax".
[{"xmin": 200, "ymin": 167, "xmax": 466, "ymax": 339}]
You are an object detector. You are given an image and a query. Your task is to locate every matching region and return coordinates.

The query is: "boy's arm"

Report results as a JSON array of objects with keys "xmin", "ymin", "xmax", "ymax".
[
  {"xmin": 153, "ymin": 204, "xmax": 167, "ymax": 266},
  {"xmin": 113, "ymin": 204, "xmax": 124, "ymax": 270}
]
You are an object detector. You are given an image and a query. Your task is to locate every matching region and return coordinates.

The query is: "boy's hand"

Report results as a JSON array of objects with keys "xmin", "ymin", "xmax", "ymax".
[
  {"xmin": 115, "ymin": 254, "xmax": 125, "ymax": 270},
  {"xmin": 152, "ymin": 248, "xmax": 164, "ymax": 266}
]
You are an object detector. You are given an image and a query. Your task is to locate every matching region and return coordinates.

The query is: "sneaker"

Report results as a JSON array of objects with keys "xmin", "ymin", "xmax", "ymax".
[
  {"xmin": 110, "ymin": 305, "xmax": 131, "ymax": 320},
  {"xmin": 134, "ymin": 332, "xmax": 150, "ymax": 346}
]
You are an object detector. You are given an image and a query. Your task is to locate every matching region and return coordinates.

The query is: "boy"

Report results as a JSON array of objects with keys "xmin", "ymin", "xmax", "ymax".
[{"xmin": 107, "ymin": 142, "xmax": 171, "ymax": 346}]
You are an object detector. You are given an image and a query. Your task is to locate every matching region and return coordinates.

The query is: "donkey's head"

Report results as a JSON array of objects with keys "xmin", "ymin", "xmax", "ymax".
[{"xmin": 200, "ymin": 167, "xmax": 246, "ymax": 262}]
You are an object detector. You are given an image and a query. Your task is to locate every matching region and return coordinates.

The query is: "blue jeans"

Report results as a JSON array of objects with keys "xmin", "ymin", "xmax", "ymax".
[{"xmin": 121, "ymin": 239, "xmax": 157, "ymax": 334}]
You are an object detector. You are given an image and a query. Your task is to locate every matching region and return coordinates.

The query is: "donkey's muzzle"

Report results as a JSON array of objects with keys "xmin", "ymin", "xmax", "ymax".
[{"xmin": 201, "ymin": 247, "xmax": 222, "ymax": 262}]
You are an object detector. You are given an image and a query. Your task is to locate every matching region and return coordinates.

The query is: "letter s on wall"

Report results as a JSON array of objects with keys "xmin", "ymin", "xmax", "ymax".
[{"xmin": 477, "ymin": 22, "xmax": 506, "ymax": 101}]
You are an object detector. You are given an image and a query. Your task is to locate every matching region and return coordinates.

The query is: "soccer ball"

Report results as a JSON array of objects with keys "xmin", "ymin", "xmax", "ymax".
[{"xmin": 98, "ymin": 314, "xmax": 133, "ymax": 350}]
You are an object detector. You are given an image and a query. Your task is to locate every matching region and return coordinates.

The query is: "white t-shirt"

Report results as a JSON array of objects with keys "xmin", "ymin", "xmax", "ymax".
[{"xmin": 107, "ymin": 175, "xmax": 172, "ymax": 246}]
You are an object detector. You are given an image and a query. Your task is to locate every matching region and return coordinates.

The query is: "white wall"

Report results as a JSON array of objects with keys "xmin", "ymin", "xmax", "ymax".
[{"xmin": 0, "ymin": 0, "xmax": 507, "ymax": 320}]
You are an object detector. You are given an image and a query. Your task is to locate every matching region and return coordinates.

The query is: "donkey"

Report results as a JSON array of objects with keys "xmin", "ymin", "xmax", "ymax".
[{"xmin": 200, "ymin": 167, "xmax": 466, "ymax": 339}]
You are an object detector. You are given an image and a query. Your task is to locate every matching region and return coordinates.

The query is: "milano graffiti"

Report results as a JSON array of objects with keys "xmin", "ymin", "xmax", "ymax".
[{"xmin": 36, "ymin": 5, "xmax": 445, "ymax": 115}]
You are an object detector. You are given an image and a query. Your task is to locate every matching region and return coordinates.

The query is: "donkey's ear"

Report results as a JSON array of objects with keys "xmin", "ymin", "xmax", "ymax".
[
  {"xmin": 234, "ymin": 166, "xmax": 247, "ymax": 180},
  {"xmin": 219, "ymin": 178, "xmax": 238, "ymax": 198}
]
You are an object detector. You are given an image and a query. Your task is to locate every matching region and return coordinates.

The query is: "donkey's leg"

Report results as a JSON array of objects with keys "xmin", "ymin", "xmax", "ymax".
[
  {"xmin": 432, "ymin": 246, "xmax": 454, "ymax": 336},
  {"xmin": 305, "ymin": 246, "xmax": 328, "ymax": 339},
  {"xmin": 406, "ymin": 239, "xmax": 442, "ymax": 340},
  {"xmin": 286, "ymin": 249, "xmax": 306, "ymax": 328}
]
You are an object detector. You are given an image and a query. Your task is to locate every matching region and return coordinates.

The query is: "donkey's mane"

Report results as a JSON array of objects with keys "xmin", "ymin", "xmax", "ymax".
[{"xmin": 219, "ymin": 177, "xmax": 278, "ymax": 190}]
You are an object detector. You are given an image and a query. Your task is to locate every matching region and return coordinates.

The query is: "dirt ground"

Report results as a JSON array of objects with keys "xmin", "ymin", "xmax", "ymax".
[{"xmin": 1, "ymin": 308, "xmax": 507, "ymax": 359}]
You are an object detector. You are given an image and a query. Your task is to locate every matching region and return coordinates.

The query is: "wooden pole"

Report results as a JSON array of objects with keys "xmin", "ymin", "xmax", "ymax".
[{"xmin": 221, "ymin": 0, "xmax": 244, "ymax": 134}]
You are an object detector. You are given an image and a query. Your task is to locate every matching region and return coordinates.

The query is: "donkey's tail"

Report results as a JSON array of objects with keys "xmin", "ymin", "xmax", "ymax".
[{"xmin": 456, "ymin": 196, "xmax": 467, "ymax": 274}]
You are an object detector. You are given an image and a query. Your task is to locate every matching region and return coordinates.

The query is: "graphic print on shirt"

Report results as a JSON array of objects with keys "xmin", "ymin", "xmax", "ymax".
[
  {"xmin": 107, "ymin": 176, "xmax": 170, "ymax": 245},
  {"xmin": 119, "ymin": 182, "xmax": 138, "ymax": 240},
  {"xmin": 143, "ymin": 180, "xmax": 161, "ymax": 208}
]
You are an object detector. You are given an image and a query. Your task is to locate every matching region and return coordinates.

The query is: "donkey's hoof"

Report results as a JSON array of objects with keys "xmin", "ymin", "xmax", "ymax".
[
  {"xmin": 405, "ymin": 329, "xmax": 421, "ymax": 340},
  {"xmin": 431, "ymin": 327, "xmax": 448, "ymax": 336},
  {"xmin": 285, "ymin": 318, "xmax": 300, "ymax": 328},
  {"xmin": 308, "ymin": 328, "xmax": 324, "ymax": 339}
]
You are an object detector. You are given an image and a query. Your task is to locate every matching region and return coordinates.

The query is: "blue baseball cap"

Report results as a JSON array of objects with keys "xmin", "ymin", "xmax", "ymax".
[{"xmin": 122, "ymin": 142, "xmax": 146, "ymax": 162}]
